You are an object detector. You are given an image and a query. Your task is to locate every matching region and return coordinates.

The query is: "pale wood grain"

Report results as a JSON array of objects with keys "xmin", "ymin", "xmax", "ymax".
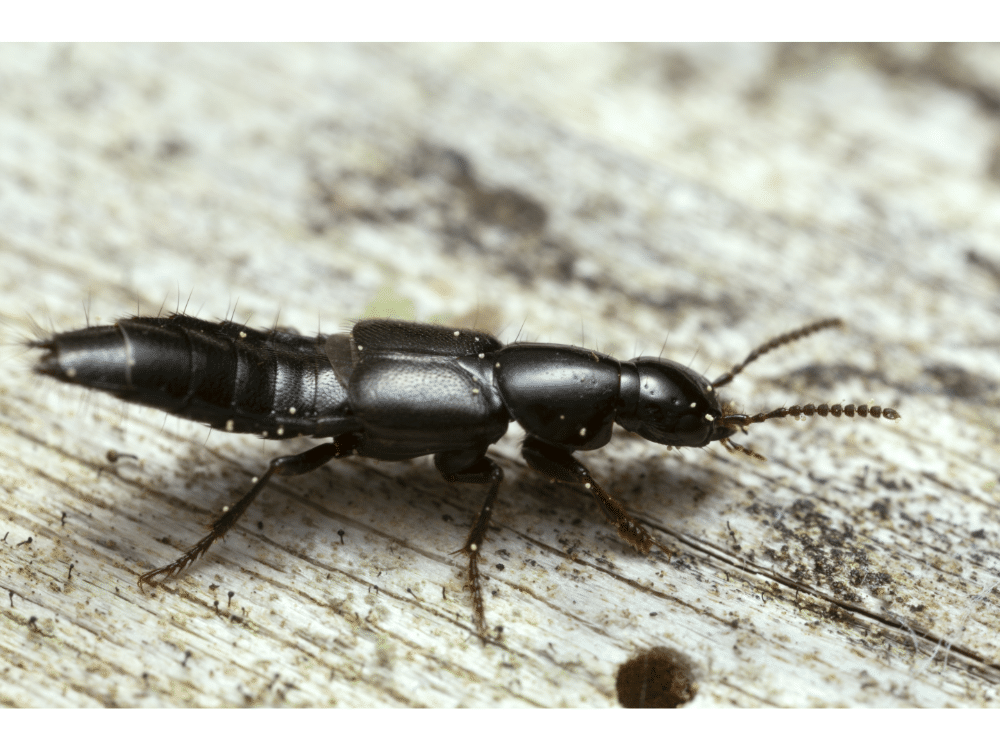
[{"xmin": 1, "ymin": 43, "xmax": 999, "ymax": 707}]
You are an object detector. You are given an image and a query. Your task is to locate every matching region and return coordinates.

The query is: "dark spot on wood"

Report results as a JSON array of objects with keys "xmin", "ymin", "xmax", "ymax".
[
  {"xmin": 967, "ymin": 248, "xmax": 1000, "ymax": 285},
  {"xmin": 616, "ymin": 647, "xmax": 697, "ymax": 708},
  {"xmin": 923, "ymin": 364, "xmax": 997, "ymax": 401}
]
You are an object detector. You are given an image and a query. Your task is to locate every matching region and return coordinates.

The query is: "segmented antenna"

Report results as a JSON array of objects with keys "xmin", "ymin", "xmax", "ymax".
[
  {"xmin": 719, "ymin": 402, "xmax": 901, "ymax": 430},
  {"xmin": 717, "ymin": 402, "xmax": 900, "ymax": 462},
  {"xmin": 712, "ymin": 318, "xmax": 844, "ymax": 389}
]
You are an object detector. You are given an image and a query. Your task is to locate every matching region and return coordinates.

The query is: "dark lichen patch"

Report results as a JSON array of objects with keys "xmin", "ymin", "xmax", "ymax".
[
  {"xmin": 874, "ymin": 472, "xmax": 913, "ymax": 492},
  {"xmin": 748, "ymin": 497, "xmax": 895, "ymax": 601},
  {"xmin": 966, "ymin": 248, "xmax": 1000, "ymax": 286},
  {"xmin": 869, "ymin": 498, "xmax": 891, "ymax": 521},
  {"xmin": 304, "ymin": 135, "xmax": 582, "ymax": 291},
  {"xmin": 757, "ymin": 44, "xmax": 1000, "ymax": 119},
  {"xmin": 616, "ymin": 647, "xmax": 697, "ymax": 708},
  {"xmin": 923, "ymin": 364, "xmax": 998, "ymax": 401},
  {"xmin": 775, "ymin": 363, "xmax": 885, "ymax": 392},
  {"xmin": 659, "ymin": 50, "xmax": 702, "ymax": 91},
  {"xmin": 782, "ymin": 360, "xmax": 997, "ymax": 404}
]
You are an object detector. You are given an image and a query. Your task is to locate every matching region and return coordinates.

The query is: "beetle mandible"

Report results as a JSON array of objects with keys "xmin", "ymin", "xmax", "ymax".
[{"xmin": 33, "ymin": 314, "xmax": 900, "ymax": 638}]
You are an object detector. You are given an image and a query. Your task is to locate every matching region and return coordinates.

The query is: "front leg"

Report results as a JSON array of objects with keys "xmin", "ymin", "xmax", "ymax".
[
  {"xmin": 521, "ymin": 435, "xmax": 667, "ymax": 557},
  {"xmin": 435, "ymin": 450, "xmax": 503, "ymax": 641}
]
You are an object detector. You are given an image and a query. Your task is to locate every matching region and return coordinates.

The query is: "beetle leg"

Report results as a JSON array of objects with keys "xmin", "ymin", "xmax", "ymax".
[
  {"xmin": 139, "ymin": 433, "xmax": 360, "ymax": 588},
  {"xmin": 521, "ymin": 436, "xmax": 661, "ymax": 556},
  {"xmin": 436, "ymin": 451, "xmax": 503, "ymax": 640}
]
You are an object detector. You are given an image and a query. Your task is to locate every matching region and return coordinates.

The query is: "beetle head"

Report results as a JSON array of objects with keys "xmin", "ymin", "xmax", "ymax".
[
  {"xmin": 617, "ymin": 319, "xmax": 900, "ymax": 462},
  {"xmin": 617, "ymin": 358, "xmax": 736, "ymax": 448}
]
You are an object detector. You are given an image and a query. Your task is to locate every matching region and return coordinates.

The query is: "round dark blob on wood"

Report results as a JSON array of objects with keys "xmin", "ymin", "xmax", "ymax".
[{"xmin": 616, "ymin": 647, "xmax": 697, "ymax": 708}]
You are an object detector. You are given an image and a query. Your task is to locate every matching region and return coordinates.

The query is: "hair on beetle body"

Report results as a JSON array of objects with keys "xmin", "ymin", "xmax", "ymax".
[{"xmin": 32, "ymin": 312, "xmax": 900, "ymax": 640}]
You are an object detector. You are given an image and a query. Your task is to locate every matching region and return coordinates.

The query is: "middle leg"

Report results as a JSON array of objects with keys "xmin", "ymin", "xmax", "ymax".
[{"xmin": 435, "ymin": 449, "xmax": 504, "ymax": 640}]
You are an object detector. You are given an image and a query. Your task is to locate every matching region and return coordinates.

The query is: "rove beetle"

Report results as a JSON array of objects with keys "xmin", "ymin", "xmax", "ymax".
[{"xmin": 33, "ymin": 314, "xmax": 899, "ymax": 638}]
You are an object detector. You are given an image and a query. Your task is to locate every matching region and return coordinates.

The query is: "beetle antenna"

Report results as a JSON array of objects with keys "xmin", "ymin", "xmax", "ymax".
[
  {"xmin": 712, "ymin": 318, "xmax": 843, "ymax": 389},
  {"xmin": 719, "ymin": 402, "xmax": 901, "ymax": 430}
]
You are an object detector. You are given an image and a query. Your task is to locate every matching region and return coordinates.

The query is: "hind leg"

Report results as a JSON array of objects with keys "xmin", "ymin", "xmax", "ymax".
[{"xmin": 139, "ymin": 434, "xmax": 360, "ymax": 587}]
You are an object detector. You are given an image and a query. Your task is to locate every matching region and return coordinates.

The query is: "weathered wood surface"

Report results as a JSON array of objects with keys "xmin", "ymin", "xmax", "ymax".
[{"xmin": 1, "ymin": 44, "xmax": 999, "ymax": 707}]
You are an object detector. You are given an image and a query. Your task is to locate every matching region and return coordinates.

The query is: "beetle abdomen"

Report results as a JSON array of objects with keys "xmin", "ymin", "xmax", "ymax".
[{"xmin": 34, "ymin": 314, "xmax": 357, "ymax": 438}]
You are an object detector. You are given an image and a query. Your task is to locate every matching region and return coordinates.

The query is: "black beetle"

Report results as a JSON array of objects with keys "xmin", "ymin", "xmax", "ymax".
[{"xmin": 33, "ymin": 314, "xmax": 899, "ymax": 637}]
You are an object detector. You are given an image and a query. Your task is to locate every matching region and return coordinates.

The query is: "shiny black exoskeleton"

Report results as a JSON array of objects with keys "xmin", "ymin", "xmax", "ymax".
[{"xmin": 34, "ymin": 314, "xmax": 900, "ymax": 638}]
